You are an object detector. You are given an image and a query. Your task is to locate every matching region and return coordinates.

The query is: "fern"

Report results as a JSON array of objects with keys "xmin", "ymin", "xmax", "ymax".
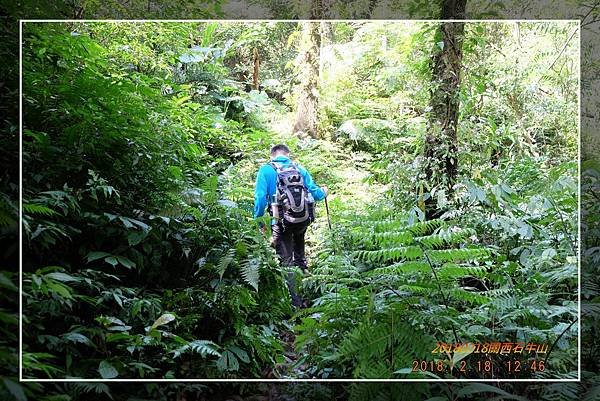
[
  {"xmin": 415, "ymin": 227, "xmax": 476, "ymax": 249},
  {"xmin": 240, "ymin": 257, "xmax": 260, "ymax": 291},
  {"xmin": 425, "ymin": 247, "xmax": 491, "ymax": 263},
  {"xmin": 448, "ymin": 288, "xmax": 490, "ymax": 305},
  {"xmin": 364, "ymin": 261, "xmax": 430, "ymax": 276},
  {"xmin": 200, "ymin": 175, "xmax": 219, "ymax": 204},
  {"xmin": 23, "ymin": 203, "xmax": 58, "ymax": 216},
  {"xmin": 217, "ymin": 248, "xmax": 236, "ymax": 279},
  {"xmin": 405, "ymin": 218, "xmax": 445, "ymax": 235},
  {"xmin": 69, "ymin": 383, "xmax": 112, "ymax": 399},
  {"xmin": 487, "ymin": 288, "xmax": 518, "ymax": 310},
  {"xmin": 399, "ymin": 283, "xmax": 434, "ymax": 295},
  {"xmin": 354, "ymin": 246, "xmax": 423, "ymax": 263},
  {"xmin": 437, "ymin": 263, "xmax": 487, "ymax": 279},
  {"xmin": 172, "ymin": 340, "xmax": 221, "ymax": 358},
  {"xmin": 334, "ymin": 321, "xmax": 390, "ymax": 363},
  {"xmin": 296, "ymin": 211, "xmax": 509, "ymax": 379},
  {"xmin": 331, "ymin": 312, "xmax": 435, "ymax": 379},
  {"xmin": 363, "ymin": 230, "xmax": 414, "ymax": 247}
]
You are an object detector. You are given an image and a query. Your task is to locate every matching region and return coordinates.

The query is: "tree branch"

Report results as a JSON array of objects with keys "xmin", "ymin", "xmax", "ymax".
[{"xmin": 544, "ymin": 317, "xmax": 578, "ymax": 365}]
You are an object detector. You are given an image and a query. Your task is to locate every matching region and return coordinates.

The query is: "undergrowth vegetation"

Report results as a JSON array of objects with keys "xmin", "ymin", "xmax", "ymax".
[
  {"xmin": 21, "ymin": 22, "xmax": 292, "ymax": 380},
  {"xmin": 296, "ymin": 159, "xmax": 578, "ymax": 379}
]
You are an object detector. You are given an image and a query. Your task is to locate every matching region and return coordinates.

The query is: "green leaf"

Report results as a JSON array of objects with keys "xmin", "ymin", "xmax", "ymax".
[
  {"xmin": 115, "ymin": 256, "xmax": 136, "ymax": 269},
  {"xmin": 62, "ymin": 332, "xmax": 92, "ymax": 346},
  {"xmin": 0, "ymin": 272, "xmax": 17, "ymax": 291},
  {"xmin": 228, "ymin": 345, "xmax": 250, "ymax": 363},
  {"xmin": 98, "ymin": 360, "xmax": 118, "ymax": 379},
  {"xmin": 46, "ymin": 282, "xmax": 73, "ymax": 299},
  {"xmin": 127, "ymin": 231, "xmax": 147, "ymax": 246},
  {"xmin": 541, "ymin": 248, "xmax": 557, "ymax": 259},
  {"xmin": 107, "ymin": 325, "xmax": 132, "ymax": 332},
  {"xmin": 104, "ymin": 257, "xmax": 118, "ymax": 267},
  {"xmin": 451, "ymin": 342, "xmax": 475, "ymax": 365},
  {"xmin": 2, "ymin": 378, "xmax": 26, "ymax": 401},
  {"xmin": 106, "ymin": 332, "xmax": 133, "ymax": 342},
  {"xmin": 241, "ymin": 258, "xmax": 260, "ymax": 290},
  {"xmin": 46, "ymin": 272, "xmax": 79, "ymax": 282},
  {"xmin": 118, "ymin": 216, "xmax": 135, "ymax": 229},
  {"xmin": 172, "ymin": 340, "xmax": 221, "ymax": 358},
  {"xmin": 86, "ymin": 251, "xmax": 111, "ymax": 263},
  {"xmin": 151, "ymin": 313, "xmax": 176, "ymax": 329},
  {"xmin": 216, "ymin": 349, "xmax": 239, "ymax": 371}
]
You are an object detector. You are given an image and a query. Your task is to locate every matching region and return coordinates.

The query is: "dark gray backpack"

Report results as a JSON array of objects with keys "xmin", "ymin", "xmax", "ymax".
[{"xmin": 270, "ymin": 162, "xmax": 314, "ymax": 225}]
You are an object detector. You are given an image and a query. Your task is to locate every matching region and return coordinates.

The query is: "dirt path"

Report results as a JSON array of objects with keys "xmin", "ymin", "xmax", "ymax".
[{"xmin": 270, "ymin": 142, "xmax": 387, "ymax": 379}]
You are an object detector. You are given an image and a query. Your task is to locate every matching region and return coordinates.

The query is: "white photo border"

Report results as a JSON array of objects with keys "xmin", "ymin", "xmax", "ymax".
[{"xmin": 19, "ymin": 18, "xmax": 582, "ymax": 383}]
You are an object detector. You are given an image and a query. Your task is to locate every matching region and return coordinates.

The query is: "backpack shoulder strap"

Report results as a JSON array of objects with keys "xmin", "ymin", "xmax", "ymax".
[{"xmin": 269, "ymin": 161, "xmax": 281, "ymax": 172}]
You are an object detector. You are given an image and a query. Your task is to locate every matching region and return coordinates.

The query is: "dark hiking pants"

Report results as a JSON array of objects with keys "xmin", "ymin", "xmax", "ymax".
[{"xmin": 272, "ymin": 221, "xmax": 309, "ymax": 307}]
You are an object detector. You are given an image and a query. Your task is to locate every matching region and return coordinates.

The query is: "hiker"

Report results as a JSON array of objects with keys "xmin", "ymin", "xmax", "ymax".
[{"xmin": 254, "ymin": 144, "xmax": 328, "ymax": 307}]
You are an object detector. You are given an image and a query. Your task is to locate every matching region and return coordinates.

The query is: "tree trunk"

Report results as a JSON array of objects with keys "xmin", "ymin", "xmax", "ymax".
[
  {"xmin": 320, "ymin": 21, "xmax": 333, "ymax": 45},
  {"xmin": 293, "ymin": 21, "xmax": 321, "ymax": 138},
  {"xmin": 319, "ymin": 21, "xmax": 333, "ymax": 83},
  {"xmin": 367, "ymin": 0, "xmax": 379, "ymax": 17},
  {"xmin": 252, "ymin": 47, "xmax": 260, "ymax": 90},
  {"xmin": 422, "ymin": 0, "xmax": 467, "ymax": 219}
]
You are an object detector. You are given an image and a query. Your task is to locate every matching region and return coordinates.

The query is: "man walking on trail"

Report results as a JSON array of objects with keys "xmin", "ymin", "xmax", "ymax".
[{"xmin": 254, "ymin": 144, "xmax": 328, "ymax": 307}]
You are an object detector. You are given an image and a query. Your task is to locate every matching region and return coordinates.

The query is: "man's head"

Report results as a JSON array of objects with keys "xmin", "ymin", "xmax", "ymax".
[{"xmin": 270, "ymin": 144, "xmax": 290, "ymax": 158}]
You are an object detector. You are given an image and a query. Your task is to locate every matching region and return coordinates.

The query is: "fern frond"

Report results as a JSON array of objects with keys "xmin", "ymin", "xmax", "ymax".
[
  {"xmin": 448, "ymin": 288, "xmax": 489, "ymax": 305},
  {"xmin": 437, "ymin": 263, "xmax": 487, "ymax": 279},
  {"xmin": 415, "ymin": 227, "xmax": 476, "ymax": 249},
  {"xmin": 426, "ymin": 247, "xmax": 490, "ymax": 263},
  {"xmin": 398, "ymin": 283, "xmax": 435, "ymax": 295},
  {"xmin": 365, "ymin": 230, "xmax": 414, "ymax": 247},
  {"xmin": 486, "ymin": 288, "xmax": 517, "ymax": 310},
  {"xmin": 365, "ymin": 261, "xmax": 430, "ymax": 276},
  {"xmin": 23, "ymin": 203, "xmax": 57, "ymax": 216},
  {"xmin": 334, "ymin": 320, "xmax": 391, "ymax": 363},
  {"xmin": 70, "ymin": 383, "xmax": 112, "ymax": 399},
  {"xmin": 217, "ymin": 248, "xmax": 236, "ymax": 279},
  {"xmin": 540, "ymin": 379, "xmax": 583, "ymax": 401},
  {"xmin": 354, "ymin": 246, "xmax": 423, "ymax": 263},
  {"xmin": 356, "ymin": 359, "xmax": 391, "ymax": 379},
  {"xmin": 405, "ymin": 219, "xmax": 445, "ymax": 235},
  {"xmin": 540, "ymin": 262, "xmax": 577, "ymax": 285},
  {"xmin": 240, "ymin": 257, "xmax": 260, "ymax": 291},
  {"xmin": 172, "ymin": 339, "xmax": 221, "ymax": 358},
  {"xmin": 337, "ymin": 277, "xmax": 366, "ymax": 285}
]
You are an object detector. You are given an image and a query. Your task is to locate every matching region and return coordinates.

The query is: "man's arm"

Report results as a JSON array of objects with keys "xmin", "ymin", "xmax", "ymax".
[
  {"xmin": 299, "ymin": 165, "xmax": 326, "ymax": 201},
  {"xmin": 253, "ymin": 165, "xmax": 269, "ymax": 218}
]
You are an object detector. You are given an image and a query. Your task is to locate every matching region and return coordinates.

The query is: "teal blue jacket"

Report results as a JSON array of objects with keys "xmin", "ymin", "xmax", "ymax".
[{"xmin": 254, "ymin": 155, "xmax": 326, "ymax": 219}]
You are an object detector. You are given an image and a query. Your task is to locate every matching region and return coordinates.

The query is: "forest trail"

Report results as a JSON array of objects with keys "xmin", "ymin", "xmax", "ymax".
[{"xmin": 262, "ymin": 135, "xmax": 387, "ymax": 379}]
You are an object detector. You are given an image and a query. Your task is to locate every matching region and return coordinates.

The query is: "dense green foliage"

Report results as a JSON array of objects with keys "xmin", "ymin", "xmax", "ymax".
[
  {"xmin": 1, "ymin": 15, "xmax": 598, "ymax": 401},
  {"xmin": 21, "ymin": 22, "xmax": 292, "ymax": 380},
  {"xmin": 287, "ymin": 21, "xmax": 580, "ymax": 385},
  {"xmin": 295, "ymin": 161, "xmax": 578, "ymax": 380}
]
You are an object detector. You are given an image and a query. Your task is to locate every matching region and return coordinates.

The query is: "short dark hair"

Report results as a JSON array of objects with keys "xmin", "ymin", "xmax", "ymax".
[{"xmin": 270, "ymin": 144, "xmax": 290, "ymax": 155}]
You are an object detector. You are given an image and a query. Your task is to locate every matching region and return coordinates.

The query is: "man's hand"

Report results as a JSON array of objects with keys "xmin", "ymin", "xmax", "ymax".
[{"xmin": 322, "ymin": 185, "xmax": 329, "ymax": 196}]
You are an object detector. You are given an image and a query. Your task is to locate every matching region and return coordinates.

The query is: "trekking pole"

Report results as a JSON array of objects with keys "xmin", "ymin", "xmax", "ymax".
[{"xmin": 324, "ymin": 195, "xmax": 332, "ymax": 231}]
